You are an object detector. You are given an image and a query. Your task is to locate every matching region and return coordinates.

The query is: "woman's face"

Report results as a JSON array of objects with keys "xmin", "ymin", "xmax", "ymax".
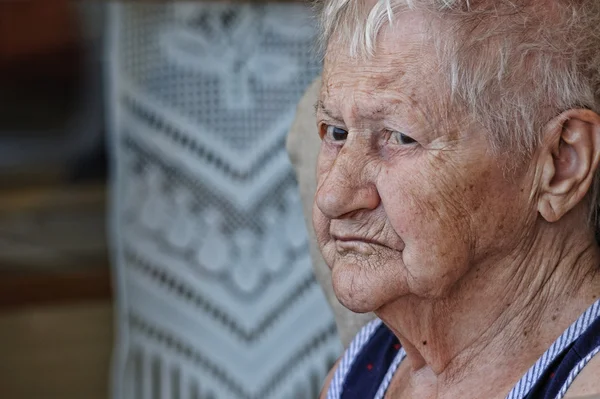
[{"xmin": 313, "ymin": 18, "xmax": 535, "ymax": 313}]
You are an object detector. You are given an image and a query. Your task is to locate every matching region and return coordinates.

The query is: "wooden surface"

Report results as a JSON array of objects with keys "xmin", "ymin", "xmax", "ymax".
[
  {"xmin": 0, "ymin": 301, "xmax": 113, "ymax": 399},
  {"xmin": 0, "ymin": 268, "xmax": 112, "ymax": 309},
  {"xmin": 0, "ymin": 182, "xmax": 108, "ymax": 273},
  {"xmin": 0, "ymin": 179, "xmax": 111, "ymax": 307}
]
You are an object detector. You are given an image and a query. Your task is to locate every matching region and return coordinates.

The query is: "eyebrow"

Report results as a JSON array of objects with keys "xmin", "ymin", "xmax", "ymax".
[
  {"xmin": 315, "ymin": 98, "xmax": 406, "ymax": 124},
  {"xmin": 314, "ymin": 100, "xmax": 344, "ymax": 121}
]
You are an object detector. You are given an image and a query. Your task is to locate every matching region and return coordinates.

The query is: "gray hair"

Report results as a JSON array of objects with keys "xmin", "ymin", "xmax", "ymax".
[{"xmin": 317, "ymin": 0, "xmax": 600, "ymax": 235}]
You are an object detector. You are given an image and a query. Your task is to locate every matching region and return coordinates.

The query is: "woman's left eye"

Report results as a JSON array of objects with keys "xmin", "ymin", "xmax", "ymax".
[
  {"xmin": 391, "ymin": 132, "xmax": 417, "ymax": 145},
  {"xmin": 325, "ymin": 125, "xmax": 348, "ymax": 142}
]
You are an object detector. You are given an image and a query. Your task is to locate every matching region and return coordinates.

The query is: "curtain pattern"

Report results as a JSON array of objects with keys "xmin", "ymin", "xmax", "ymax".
[{"xmin": 106, "ymin": 3, "xmax": 341, "ymax": 398}]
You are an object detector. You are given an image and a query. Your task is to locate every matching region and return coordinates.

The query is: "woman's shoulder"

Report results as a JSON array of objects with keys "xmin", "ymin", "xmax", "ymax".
[
  {"xmin": 562, "ymin": 307, "xmax": 600, "ymax": 398},
  {"xmin": 324, "ymin": 319, "xmax": 405, "ymax": 399},
  {"xmin": 320, "ymin": 358, "xmax": 342, "ymax": 399},
  {"xmin": 564, "ymin": 353, "xmax": 600, "ymax": 398},
  {"xmin": 324, "ymin": 319, "xmax": 384, "ymax": 397}
]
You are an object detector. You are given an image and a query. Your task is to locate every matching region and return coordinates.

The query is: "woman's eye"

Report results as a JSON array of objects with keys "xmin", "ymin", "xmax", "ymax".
[
  {"xmin": 326, "ymin": 125, "xmax": 348, "ymax": 142},
  {"xmin": 391, "ymin": 132, "xmax": 417, "ymax": 145}
]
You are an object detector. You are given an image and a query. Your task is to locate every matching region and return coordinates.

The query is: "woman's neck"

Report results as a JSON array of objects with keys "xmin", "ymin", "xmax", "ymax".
[{"xmin": 375, "ymin": 229, "xmax": 600, "ymax": 389}]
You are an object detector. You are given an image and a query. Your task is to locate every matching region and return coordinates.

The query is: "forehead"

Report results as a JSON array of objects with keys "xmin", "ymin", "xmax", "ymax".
[{"xmin": 321, "ymin": 12, "xmax": 439, "ymax": 120}]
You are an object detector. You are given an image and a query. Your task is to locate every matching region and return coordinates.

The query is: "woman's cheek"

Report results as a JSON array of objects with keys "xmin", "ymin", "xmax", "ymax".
[
  {"xmin": 384, "ymin": 174, "xmax": 471, "ymax": 256},
  {"xmin": 380, "ymin": 170, "xmax": 435, "ymax": 236}
]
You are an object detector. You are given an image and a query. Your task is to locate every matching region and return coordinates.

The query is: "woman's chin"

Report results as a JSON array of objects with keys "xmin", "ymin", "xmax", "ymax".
[
  {"xmin": 331, "ymin": 264, "xmax": 397, "ymax": 313},
  {"xmin": 336, "ymin": 296, "xmax": 378, "ymax": 314}
]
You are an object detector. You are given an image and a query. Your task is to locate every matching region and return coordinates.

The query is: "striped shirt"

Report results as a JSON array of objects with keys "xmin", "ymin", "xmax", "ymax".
[{"xmin": 328, "ymin": 300, "xmax": 600, "ymax": 399}]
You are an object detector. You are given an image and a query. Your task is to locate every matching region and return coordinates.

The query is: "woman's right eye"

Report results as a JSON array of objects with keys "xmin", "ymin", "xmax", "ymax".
[{"xmin": 325, "ymin": 125, "xmax": 348, "ymax": 142}]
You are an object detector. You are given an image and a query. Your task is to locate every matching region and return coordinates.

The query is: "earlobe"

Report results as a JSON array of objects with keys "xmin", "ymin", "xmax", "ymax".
[
  {"xmin": 538, "ymin": 160, "xmax": 559, "ymax": 223},
  {"xmin": 537, "ymin": 110, "xmax": 600, "ymax": 223}
]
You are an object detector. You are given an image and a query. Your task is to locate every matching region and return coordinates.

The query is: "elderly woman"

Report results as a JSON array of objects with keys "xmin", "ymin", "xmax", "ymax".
[{"xmin": 314, "ymin": 1, "xmax": 600, "ymax": 398}]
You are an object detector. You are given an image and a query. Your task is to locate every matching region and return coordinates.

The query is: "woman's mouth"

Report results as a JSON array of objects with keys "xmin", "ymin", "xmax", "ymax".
[{"xmin": 332, "ymin": 235, "xmax": 384, "ymax": 254}]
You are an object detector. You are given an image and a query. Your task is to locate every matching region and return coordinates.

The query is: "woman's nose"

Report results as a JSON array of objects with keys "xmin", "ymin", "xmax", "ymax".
[{"xmin": 315, "ymin": 149, "xmax": 380, "ymax": 219}]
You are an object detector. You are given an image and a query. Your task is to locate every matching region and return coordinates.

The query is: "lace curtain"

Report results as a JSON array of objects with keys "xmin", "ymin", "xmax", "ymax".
[{"xmin": 106, "ymin": 3, "xmax": 341, "ymax": 398}]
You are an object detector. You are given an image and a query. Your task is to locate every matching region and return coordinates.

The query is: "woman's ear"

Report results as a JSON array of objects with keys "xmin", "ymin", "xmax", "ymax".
[{"xmin": 538, "ymin": 109, "xmax": 600, "ymax": 223}]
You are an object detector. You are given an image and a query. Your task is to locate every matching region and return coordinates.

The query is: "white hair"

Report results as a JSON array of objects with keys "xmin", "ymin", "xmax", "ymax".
[{"xmin": 317, "ymin": 0, "xmax": 600, "ymax": 236}]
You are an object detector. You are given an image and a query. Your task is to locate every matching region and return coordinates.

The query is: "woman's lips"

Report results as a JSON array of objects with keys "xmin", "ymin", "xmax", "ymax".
[
  {"xmin": 332, "ymin": 235, "xmax": 386, "ymax": 254},
  {"xmin": 333, "ymin": 235, "xmax": 382, "ymax": 245}
]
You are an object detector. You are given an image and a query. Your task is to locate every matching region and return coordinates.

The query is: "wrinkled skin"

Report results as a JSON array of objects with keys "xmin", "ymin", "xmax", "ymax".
[
  {"xmin": 314, "ymin": 10, "xmax": 600, "ymax": 399},
  {"xmin": 313, "ymin": 19, "xmax": 533, "ymax": 314}
]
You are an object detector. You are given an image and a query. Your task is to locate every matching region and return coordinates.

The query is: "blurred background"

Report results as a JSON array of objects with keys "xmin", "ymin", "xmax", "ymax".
[
  {"xmin": 0, "ymin": 1, "xmax": 111, "ymax": 398},
  {"xmin": 0, "ymin": 1, "xmax": 340, "ymax": 399}
]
